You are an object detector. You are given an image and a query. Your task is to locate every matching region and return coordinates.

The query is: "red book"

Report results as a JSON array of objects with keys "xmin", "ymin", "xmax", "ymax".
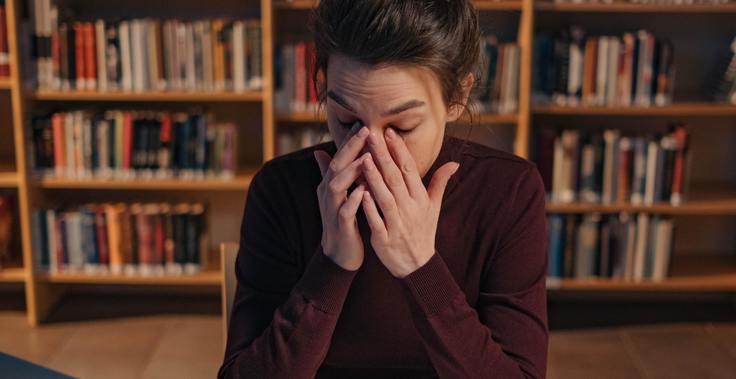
[
  {"xmin": 94, "ymin": 205, "xmax": 109, "ymax": 266},
  {"xmin": 123, "ymin": 112, "xmax": 133, "ymax": 170},
  {"xmin": 154, "ymin": 213, "xmax": 164, "ymax": 265},
  {"xmin": 51, "ymin": 113, "xmax": 65, "ymax": 175},
  {"xmin": 671, "ymin": 126, "xmax": 689, "ymax": 205},
  {"xmin": 74, "ymin": 22, "xmax": 86, "ymax": 90},
  {"xmin": 0, "ymin": 5, "xmax": 9, "ymax": 77},
  {"xmin": 84, "ymin": 23, "xmax": 97, "ymax": 90}
]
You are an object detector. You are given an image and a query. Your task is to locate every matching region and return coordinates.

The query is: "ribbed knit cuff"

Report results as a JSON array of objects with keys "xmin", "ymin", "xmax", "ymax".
[
  {"xmin": 296, "ymin": 246, "xmax": 358, "ymax": 315},
  {"xmin": 400, "ymin": 252, "xmax": 463, "ymax": 317}
]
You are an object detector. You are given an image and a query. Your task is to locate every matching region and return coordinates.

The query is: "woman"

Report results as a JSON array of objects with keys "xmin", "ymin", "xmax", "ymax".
[{"xmin": 219, "ymin": 1, "xmax": 548, "ymax": 378}]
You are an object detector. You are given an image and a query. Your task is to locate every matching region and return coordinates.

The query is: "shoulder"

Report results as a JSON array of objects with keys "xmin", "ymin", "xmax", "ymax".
[{"xmin": 450, "ymin": 137, "xmax": 543, "ymax": 194}]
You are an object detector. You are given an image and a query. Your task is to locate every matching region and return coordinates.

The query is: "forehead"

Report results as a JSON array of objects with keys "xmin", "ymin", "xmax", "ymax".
[{"xmin": 326, "ymin": 54, "xmax": 442, "ymax": 104}]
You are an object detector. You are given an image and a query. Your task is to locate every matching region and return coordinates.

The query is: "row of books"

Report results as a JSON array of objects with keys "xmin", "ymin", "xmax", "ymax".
[
  {"xmin": 548, "ymin": 212, "xmax": 675, "ymax": 281},
  {"xmin": 32, "ymin": 202, "xmax": 208, "ymax": 276},
  {"xmin": 536, "ymin": 125, "xmax": 691, "ymax": 205},
  {"xmin": 0, "ymin": 195, "xmax": 13, "ymax": 268},
  {"xmin": 277, "ymin": 128, "xmax": 331, "ymax": 157},
  {"xmin": 30, "ymin": 110, "xmax": 238, "ymax": 180},
  {"xmin": 28, "ymin": 0, "xmax": 263, "ymax": 92},
  {"xmin": 534, "ymin": 27, "xmax": 675, "ymax": 107},
  {"xmin": 274, "ymin": 42, "xmax": 319, "ymax": 115},
  {"xmin": 0, "ymin": 1, "xmax": 9, "ymax": 77},
  {"xmin": 714, "ymin": 37, "xmax": 736, "ymax": 104},
  {"xmin": 472, "ymin": 37, "xmax": 519, "ymax": 115}
]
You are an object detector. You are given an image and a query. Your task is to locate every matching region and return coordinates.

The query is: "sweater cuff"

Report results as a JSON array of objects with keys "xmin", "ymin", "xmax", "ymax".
[
  {"xmin": 296, "ymin": 246, "xmax": 358, "ymax": 315},
  {"xmin": 400, "ymin": 252, "xmax": 463, "ymax": 317}
]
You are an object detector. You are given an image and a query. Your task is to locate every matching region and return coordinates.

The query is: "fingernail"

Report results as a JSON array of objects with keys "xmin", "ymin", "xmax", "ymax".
[
  {"xmin": 452, "ymin": 162, "xmax": 460, "ymax": 173},
  {"xmin": 385, "ymin": 128, "xmax": 395, "ymax": 140},
  {"xmin": 359, "ymin": 126, "xmax": 369, "ymax": 137}
]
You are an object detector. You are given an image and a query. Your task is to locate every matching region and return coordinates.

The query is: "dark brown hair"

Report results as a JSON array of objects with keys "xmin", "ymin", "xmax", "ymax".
[{"xmin": 310, "ymin": 0, "xmax": 482, "ymax": 116}]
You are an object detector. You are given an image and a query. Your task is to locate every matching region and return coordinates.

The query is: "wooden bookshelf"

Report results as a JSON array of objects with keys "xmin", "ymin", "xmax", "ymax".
[
  {"xmin": 547, "ymin": 255, "xmax": 736, "ymax": 292},
  {"xmin": 533, "ymin": 103, "xmax": 736, "ymax": 116},
  {"xmin": 0, "ymin": 170, "xmax": 18, "ymax": 187},
  {"xmin": 535, "ymin": 2, "xmax": 736, "ymax": 13},
  {"xmin": 0, "ymin": 267, "xmax": 26, "ymax": 283},
  {"xmin": 0, "ymin": 78, "xmax": 12, "ymax": 89},
  {"xmin": 28, "ymin": 90, "xmax": 263, "ymax": 102},
  {"xmin": 37, "ymin": 271, "xmax": 221, "ymax": 286},
  {"xmin": 3, "ymin": 0, "xmax": 736, "ymax": 326},
  {"xmin": 36, "ymin": 170, "xmax": 257, "ymax": 191}
]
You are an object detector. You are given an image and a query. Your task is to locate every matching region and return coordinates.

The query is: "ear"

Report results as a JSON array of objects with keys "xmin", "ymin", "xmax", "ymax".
[{"xmin": 446, "ymin": 73, "xmax": 475, "ymax": 123}]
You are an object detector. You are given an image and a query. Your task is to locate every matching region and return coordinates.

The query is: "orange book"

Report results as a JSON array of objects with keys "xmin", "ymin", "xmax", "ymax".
[
  {"xmin": 123, "ymin": 112, "xmax": 133, "ymax": 171},
  {"xmin": 582, "ymin": 38, "xmax": 598, "ymax": 105},
  {"xmin": 84, "ymin": 23, "xmax": 97, "ymax": 90},
  {"xmin": 51, "ymin": 113, "xmax": 65, "ymax": 176},
  {"xmin": 105, "ymin": 203, "xmax": 123, "ymax": 274},
  {"xmin": 212, "ymin": 20, "xmax": 224, "ymax": 91}
]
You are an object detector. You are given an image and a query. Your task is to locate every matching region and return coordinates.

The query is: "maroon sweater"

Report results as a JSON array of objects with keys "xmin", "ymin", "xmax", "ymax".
[{"xmin": 219, "ymin": 135, "xmax": 549, "ymax": 378}]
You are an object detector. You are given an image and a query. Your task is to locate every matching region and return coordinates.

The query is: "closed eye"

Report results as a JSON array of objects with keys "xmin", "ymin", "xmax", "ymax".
[{"xmin": 337, "ymin": 119, "xmax": 413, "ymax": 135}]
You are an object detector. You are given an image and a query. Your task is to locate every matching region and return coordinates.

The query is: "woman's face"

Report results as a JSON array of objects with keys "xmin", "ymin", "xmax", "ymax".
[{"xmin": 325, "ymin": 54, "xmax": 466, "ymax": 178}]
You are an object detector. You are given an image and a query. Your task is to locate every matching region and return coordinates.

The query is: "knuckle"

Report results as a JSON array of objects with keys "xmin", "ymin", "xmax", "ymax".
[
  {"xmin": 328, "ymin": 181, "xmax": 342, "ymax": 195},
  {"xmin": 401, "ymin": 162, "xmax": 413, "ymax": 174}
]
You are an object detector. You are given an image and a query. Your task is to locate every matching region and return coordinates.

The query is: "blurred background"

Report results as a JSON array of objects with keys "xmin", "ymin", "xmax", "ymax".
[{"xmin": 1, "ymin": 0, "xmax": 735, "ymax": 378}]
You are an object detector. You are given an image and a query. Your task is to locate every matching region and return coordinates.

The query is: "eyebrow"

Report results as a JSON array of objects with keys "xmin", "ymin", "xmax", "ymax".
[{"xmin": 327, "ymin": 90, "xmax": 426, "ymax": 117}]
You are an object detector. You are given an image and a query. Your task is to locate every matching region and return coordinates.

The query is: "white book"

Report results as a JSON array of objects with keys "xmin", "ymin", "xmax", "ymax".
[
  {"xmin": 185, "ymin": 22, "xmax": 196, "ymax": 91},
  {"xmin": 560, "ymin": 130, "xmax": 578, "ymax": 203},
  {"xmin": 233, "ymin": 21, "xmax": 246, "ymax": 92},
  {"xmin": 119, "ymin": 21, "xmax": 133, "ymax": 92},
  {"xmin": 175, "ymin": 22, "xmax": 187, "ymax": 91},
  {"xmin": 64, "ymin": 112, "xmax": 75, "ymax": 177},
  {"xmin": 632, "ymin": 213, "xmax": 650, "ymax": 282},
  {"xmin": 131, "ymin": 20, "xmax": 145, "ymax": 92},
  {"xmin": 596, "ymin": 36, "xmax": 609, "ymax": 106},
  {"xmin": 644, "ymin": 140, "xmax": 660, "ymax": 205},
  {"xmin": 652, "ymin": 218, "xmax": 674, "ymax": 281},
  {"xmin": 568, "ymin": 41, "xmax": 583, "ymax": 105},
  {"xmin": 606, "ymin": 38, "xmax": 620, "ymax": 106},
  {"xmin": 552, "ymin": 136, "xmax": 564, "ymax": 203},
  {"xmin": 507, "ymin": 45, "xmax": 520, "ymax": 113},
  {"xmin": 95, "ymin": 20, "xmax": 108, "ymax": 92}
]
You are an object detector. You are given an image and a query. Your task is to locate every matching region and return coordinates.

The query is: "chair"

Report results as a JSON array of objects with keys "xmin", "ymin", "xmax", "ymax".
[{"xmin": 220, "ymin": 242, "xmax": 239, "ymax": 348}]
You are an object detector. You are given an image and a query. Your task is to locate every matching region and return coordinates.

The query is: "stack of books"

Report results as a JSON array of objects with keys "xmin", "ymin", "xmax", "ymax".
[
  {"xmin": 533, "ymin": 27, "xmax": 675, "ymax": 107},
  {"xmin": 28, "ymin": 0, "xmax": 263, "ymax": 92},
  {"xmin": 32, "ymin": 202, "xmax": 208, "ymax": 276},
  {"xmin": 30, "ymin": 110, "xmax": 238, "ymax": 180},
  {"xmin": 471, "ymin": 36, "xmax": 520, "ymax": 115},
  {"xmin": 535, "ymin": 124, "xmax": 691, "ymax": 206},
  {"xmin": 548, "ymin": 212, "xmax": 675, "ymax": 282}
]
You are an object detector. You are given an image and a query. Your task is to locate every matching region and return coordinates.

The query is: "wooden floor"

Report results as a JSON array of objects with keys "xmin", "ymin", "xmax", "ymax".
[{"xmin": 0, "ymin": 299, "xmax": 735, "ymax": 378}]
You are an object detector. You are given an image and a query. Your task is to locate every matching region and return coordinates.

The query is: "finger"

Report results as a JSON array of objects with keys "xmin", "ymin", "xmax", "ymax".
[
  {"xmin": 362, "ymin": 191, "xmax": 387, "ymax": 239},
  {"xmin": 427, "ymin": 162, "xmax": 460, "ymax": 208},
  {"xmin": 384, "ymin": 128, "xmax": 424, "ymax": 199},
  {"xmin": 314, "ymin": 150, "xmax": 332, "ymax": 178},
  {"xmin": 366, "ymin": 130, "xmax": 411, "ymax": 203},
  {"xmin": 339, "ymin": 183, "xmax": 366, "ymax": 227},
  {"xmin": 330, "ymin": 122, "xmax": 370, "ymax": 179},
  {"xmin": 362, "ymin": 154, "xmax": 400, "ymax": 229},
  {"xmin": 329, "ymin": 153, "xmax": 371, "ymax": 200}
]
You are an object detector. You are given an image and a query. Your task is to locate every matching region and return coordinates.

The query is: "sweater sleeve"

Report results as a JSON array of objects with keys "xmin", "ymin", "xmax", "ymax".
[
  {"xmin": 218, "ymin": 163, "xmax": 358, "ymax": 379},
  {"xmin": 399, "ymin": 165, "xmax": 549, "ymax": 379}
]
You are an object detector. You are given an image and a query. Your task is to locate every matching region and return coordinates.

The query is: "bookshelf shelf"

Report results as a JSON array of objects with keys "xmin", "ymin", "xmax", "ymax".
[
  {"xmin": 546, "ymin": 199, "xmax": 736, "ymax": 216},
  {"xmin": 0, "ymin": 267, "xmax": 26, "ymax": 283},
  {"xmin": 547, "ymin": 255, "xmax": 736, "ymax": 292},
  {"xmin": 276, "ymin": 111, "xmax": 325, "ymax": 123},
  {"xmin": 28, "ymin": 90, "xmax": 264, "ymax": 102},
  {"xmin": 0, "ymin": 171, "xmax": 18, "ymax": 187},
  {"xmin": 37, "ymin": 271, "xmax": 222, "ymax": 286},
  {"xmin": 0, "ymin": 78, "xmax": 12, "ymax": 89},
  {"xmin": 533, "ymin": 103, "xmax": 736, "ymax": 116},
  {"xmin": 275, "ymin": 1, "xmax": 524, "ymax": 11},
  {"xmin": 535, "ymin": 2, "xmax": 736, "ymax": 13},
  {"xmin": 35, "ymin": 171, "xmax": 257, "ymax": 191}
]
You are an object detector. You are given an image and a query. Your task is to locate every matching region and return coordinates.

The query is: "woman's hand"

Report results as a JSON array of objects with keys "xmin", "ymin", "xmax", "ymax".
[
  {"xmin": 313, "ymin": 122, "xmax": 372, "ymax": 271},
  {"xmin": 360, "ymin": 128, "xmax": 459, "ymax": 278}
]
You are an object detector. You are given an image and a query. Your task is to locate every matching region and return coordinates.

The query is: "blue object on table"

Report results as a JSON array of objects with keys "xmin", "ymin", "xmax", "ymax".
[{"xmin": 0, "ymin": 352, "xmax": 75, "ymax": 379}]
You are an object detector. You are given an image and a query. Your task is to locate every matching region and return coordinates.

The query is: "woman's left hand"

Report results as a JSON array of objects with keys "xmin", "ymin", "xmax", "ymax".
[{"xmin": 360, "ymin": 128, "xmax": 460, "ymax": 278}]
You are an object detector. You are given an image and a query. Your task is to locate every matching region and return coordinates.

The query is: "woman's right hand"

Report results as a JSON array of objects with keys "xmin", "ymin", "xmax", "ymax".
[{"xmin": 313, "ymin": 122, "xmax": 371, "ymax": 271}]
